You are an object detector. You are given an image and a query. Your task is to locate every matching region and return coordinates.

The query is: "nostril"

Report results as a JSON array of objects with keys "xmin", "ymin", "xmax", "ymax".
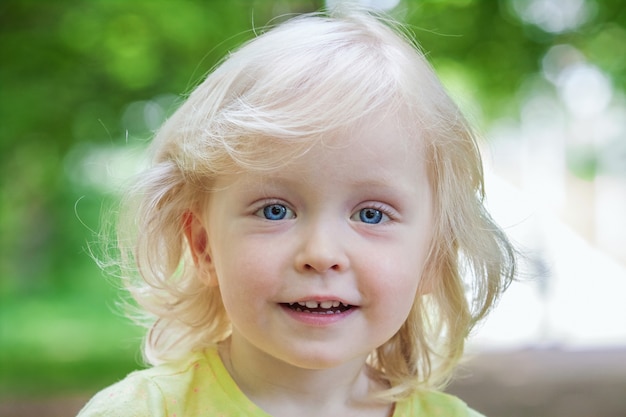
[
  {"xmin": 303, "ymin": 263, "xmax": 340, "ymax": 272},
  {"xmin": 296, "ymin": 243, "xmax": 348, "ymax": 273}
]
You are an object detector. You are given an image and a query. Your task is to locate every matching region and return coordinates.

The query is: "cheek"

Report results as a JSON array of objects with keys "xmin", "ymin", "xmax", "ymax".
[
  {"xmin": 385, "ymin": 272, "xmax": 421, "ymax": 315},
  {"xmin": 367, "ymin": 254, "xmax": 421, "ymax": 298},
  {"xmin": 363, "ymin": 261, "xmax": 420, "ymax": 341},
  {"xmin": 365, "ymin": 241, "xmax": 428, "ymax": 314},
  {"xmin": 215, "ymin": 257, "xmax": 265, "ymax": 328},
  {"xmin": 213, "ymin": 239, "xmax": 281, "ymax": 302}
]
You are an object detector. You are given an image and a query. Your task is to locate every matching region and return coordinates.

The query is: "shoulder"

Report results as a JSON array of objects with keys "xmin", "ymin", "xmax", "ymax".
[
  {"xmin": 77, "ymin": 371, "xmax": 166, "ymax": 417},
  {"xmin": 395, "ymin": 390, "xmax": 486, "ymax": 417},
  {"xmin": 76, "ymin": 351, "xmax": 210, "ymax": 417}
]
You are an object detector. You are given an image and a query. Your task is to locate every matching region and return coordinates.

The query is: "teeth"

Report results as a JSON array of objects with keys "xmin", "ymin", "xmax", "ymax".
[{"xmin": 291, "ymin": 300, "xmax": 345, "ymax": 310}]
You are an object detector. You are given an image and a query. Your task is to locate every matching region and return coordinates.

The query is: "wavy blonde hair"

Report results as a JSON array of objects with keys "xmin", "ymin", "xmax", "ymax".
[{"xmin": 114, "ymin": 9, "xmax": 515, "ymax": 401}]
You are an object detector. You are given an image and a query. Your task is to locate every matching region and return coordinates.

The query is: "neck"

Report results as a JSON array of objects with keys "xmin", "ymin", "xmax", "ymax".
[{"xmin": 218, "ymin": 336, "xmax": 391, "ymax": 417}]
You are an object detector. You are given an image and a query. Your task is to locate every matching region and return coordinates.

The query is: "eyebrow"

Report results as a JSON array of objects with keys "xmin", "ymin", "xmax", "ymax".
[{"xmin": 248, "ymin": 172, "xmax": 419, "ymax": 197}]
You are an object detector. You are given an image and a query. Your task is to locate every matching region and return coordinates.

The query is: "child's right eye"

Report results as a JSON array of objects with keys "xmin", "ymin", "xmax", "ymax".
[{"xmin": 255, "ymin": 203, "xmax": 295, "ymax": 221}]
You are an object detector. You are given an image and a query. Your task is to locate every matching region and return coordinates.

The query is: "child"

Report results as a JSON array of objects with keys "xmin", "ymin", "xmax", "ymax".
[{"xmin": 79, "ymin": 8, "xmax": 515, "ymax": 417}]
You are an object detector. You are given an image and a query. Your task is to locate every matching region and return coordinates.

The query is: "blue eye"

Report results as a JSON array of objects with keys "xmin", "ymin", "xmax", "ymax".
[
  {"xmin": 261, "ymin": 204, "xmax": 289, "ymax": 220},
  {"xmin": 358, "ymin": 208, "xmax": 385, "ymax": 224}
]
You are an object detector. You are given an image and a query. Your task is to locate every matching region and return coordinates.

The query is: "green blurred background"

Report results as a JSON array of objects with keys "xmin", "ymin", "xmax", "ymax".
[{"xmin": 1, "ymin": 0, "xmax": 624, "ymax": 405}]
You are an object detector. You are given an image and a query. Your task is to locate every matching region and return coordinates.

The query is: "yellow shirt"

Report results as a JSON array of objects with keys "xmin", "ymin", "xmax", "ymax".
[{"xmin": 77, "ymin": 348, "xmax": 484, "ymax": 416}]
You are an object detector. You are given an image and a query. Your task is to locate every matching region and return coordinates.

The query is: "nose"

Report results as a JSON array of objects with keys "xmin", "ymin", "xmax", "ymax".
[{"xmin": 294, "ymin": 221, "xmax": 350, "ymax": 274}]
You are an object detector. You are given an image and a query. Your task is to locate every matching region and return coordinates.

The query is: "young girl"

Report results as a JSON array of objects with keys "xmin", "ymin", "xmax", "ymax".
[{"xmin": 79, "ymin": 8, "xmax": 515, "ymax": 417}]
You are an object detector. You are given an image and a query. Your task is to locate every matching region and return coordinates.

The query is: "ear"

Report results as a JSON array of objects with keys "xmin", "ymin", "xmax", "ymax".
[{"xmin": 183, "ymin": 210, "xmax": 218, "ymax": 286}]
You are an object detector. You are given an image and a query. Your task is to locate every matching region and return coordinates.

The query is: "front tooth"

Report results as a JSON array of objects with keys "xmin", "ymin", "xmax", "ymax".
[
  {"xmin": 320, "ymin": 301, "xmax": 333, "ymax": 309},
  {"xmin": 331, "ymin": 301, "xmax": 340, "ymax": 308},
  {"xmin": 305, "ymin": 300, "xmax": 319, "ymax": 309}
]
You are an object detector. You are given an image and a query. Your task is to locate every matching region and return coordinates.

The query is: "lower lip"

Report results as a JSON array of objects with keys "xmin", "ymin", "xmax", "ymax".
[{"xmin": 280, "ymin": 304, "xmax": 357, "ymax": 326}]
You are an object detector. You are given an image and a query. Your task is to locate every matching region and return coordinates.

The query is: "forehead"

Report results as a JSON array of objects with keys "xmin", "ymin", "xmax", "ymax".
[
  {"xmin": 325, "ymin": 115, "xmax": 421, "ymax": 165},
  {"xmin": 244, "ymin": 113, "xmax": 428, "ymax": 187}
]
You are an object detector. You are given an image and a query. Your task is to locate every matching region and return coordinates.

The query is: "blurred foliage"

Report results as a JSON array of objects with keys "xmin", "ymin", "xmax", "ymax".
[{"xmin": 0, "ymin": 0, "xmax": 624, "ymax": 398}]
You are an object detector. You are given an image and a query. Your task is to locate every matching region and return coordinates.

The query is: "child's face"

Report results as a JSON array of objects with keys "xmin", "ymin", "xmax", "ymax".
[{"xmin": 199, "ymin": 116, "xmax": 433, "ymax": 370}]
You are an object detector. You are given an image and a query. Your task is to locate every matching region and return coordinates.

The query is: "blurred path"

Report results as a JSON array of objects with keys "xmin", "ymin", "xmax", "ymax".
[{"xmin": 448, "ymin": 348, "xmax": 626, "ymax": 417}]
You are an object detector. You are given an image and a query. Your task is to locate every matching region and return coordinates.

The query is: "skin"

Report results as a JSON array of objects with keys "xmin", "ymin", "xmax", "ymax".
[{"xmin": 185, "ymin": 115, "xmax": 434, "ymax": 417}]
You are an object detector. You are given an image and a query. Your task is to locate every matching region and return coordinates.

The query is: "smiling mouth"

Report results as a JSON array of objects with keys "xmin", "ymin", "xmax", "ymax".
[{"xmin": 282, "ymin": 301, "xmax": 354, "ymax": 314}]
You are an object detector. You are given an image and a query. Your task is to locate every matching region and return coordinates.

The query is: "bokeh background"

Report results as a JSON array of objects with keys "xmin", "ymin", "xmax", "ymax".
[{"xmin": 1, "ymin": 0, "xmax": 625, "ymax": 416}]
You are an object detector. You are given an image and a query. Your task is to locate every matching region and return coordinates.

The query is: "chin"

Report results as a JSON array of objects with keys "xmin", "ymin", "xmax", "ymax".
[{"xmin": 275, "ymin": 347, "xmax": 368, "ymax": 371}]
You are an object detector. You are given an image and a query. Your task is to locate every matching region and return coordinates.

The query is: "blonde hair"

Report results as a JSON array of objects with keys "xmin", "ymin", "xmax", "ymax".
[{"xmin": 114, "ymin": 9, "xmax": 515, "ymax": 401}]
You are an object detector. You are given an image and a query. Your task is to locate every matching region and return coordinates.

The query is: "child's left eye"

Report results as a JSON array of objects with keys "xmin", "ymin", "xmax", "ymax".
[{"xmin": 352, "ymin": 207, "xmax": 389, "ymax": 224}]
